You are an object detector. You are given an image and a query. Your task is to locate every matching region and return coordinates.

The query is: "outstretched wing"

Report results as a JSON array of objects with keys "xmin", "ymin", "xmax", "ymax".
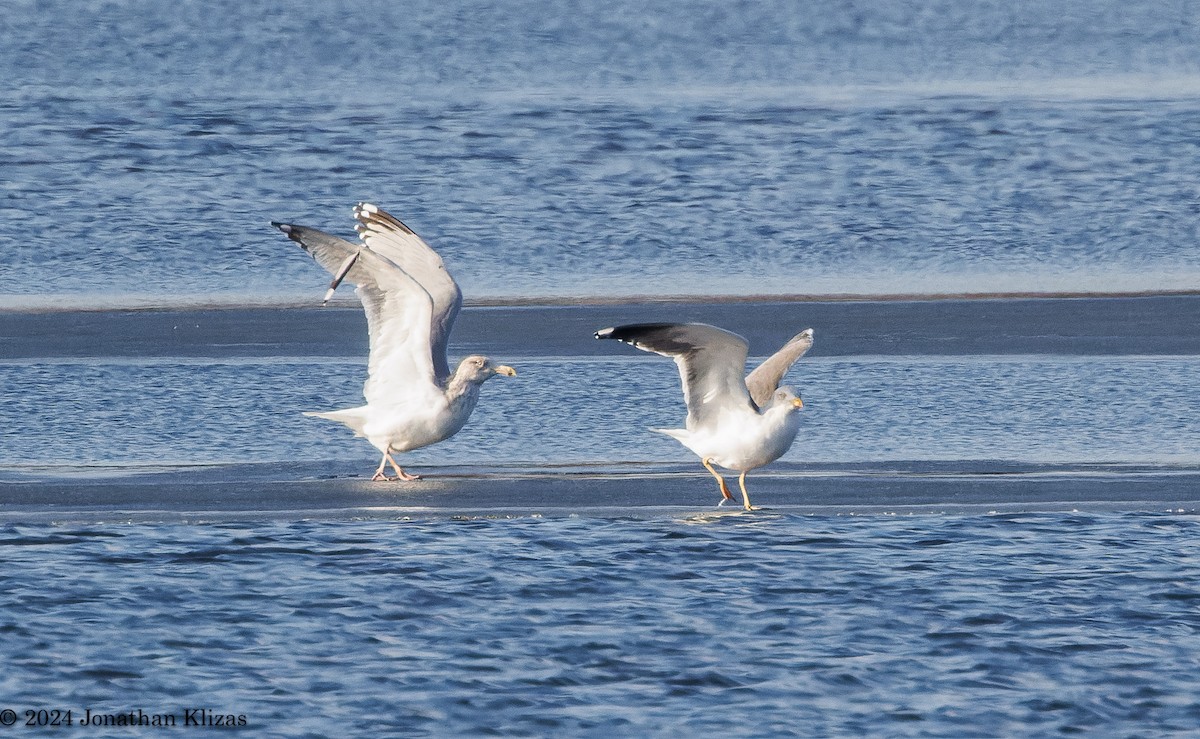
[
  {"xmin": 352, "ymin": 203, "xmax": 463, "ymax": 383},
  {"xmin": 595, "ymin": 322, "xmax": 756, "ymax": 429},
  {"xmin": 273, "ymin": 221, "xmax": 442, "ymax": 408},
  {"xmin": 744, "ymin": 328, "xmax": 814, "ymax": 407}
]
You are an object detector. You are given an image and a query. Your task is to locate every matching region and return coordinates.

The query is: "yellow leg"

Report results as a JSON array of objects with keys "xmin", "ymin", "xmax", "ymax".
[
  {"xmin": 702, "ymin": 458, "xmax": 734, "ymax": 502},
  {"xmin": 738, "ymin": 471, "xmax": 756, "ymax": 511}
]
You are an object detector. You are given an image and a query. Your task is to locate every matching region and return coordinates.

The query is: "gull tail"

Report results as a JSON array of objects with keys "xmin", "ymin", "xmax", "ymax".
[
  {"xmin": 652, "ymin": 427, "xmax": 690, "ymax": 443},
  {"xmin": 304, "ymin": 408, "xmax": 368, "ymax": 438}
]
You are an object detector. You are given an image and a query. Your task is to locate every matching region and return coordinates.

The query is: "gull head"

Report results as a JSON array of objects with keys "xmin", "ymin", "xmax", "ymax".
[
  {"xmin": 772, "ymin": 386, "xmax": 804, "ymax": 411},
  {"xmin": 455, "ymin": 355, "xmax": 517, "ymax": 384}
]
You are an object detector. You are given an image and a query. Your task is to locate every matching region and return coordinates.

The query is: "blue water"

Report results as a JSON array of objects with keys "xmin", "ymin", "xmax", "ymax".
[
  {"xmin": 4, "ymin": 1, "xmax": 1200, "ymax": 307},
  {"xmin": 3, "ymin": 514, "xmax": 1200, "ymax": 736},
  {"xmin": 2, "ymin": 355, "xmax": 1198, "ymax": 469},
  {"xmin": 6, "ymin": 1, "xmax": 1200, "ymax": 734}
]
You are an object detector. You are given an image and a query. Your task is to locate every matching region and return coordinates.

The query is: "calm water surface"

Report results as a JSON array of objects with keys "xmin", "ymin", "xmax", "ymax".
[{"xmin": 2, "ymin": 355, "xmax": 1198, "ymax": 469}]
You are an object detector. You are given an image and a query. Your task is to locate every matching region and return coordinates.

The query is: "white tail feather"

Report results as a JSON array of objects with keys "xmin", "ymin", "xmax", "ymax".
[{"xmin": 304, "ymin": 408, "xmax": 368, "ymax": 437}]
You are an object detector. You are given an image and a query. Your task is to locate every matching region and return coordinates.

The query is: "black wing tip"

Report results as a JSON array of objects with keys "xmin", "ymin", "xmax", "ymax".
[
  {"xmin": 271, "ymin": 221, "xmax": 307, "ymax": 246},
  {"xmin": 595, "ymin": 323, "xmax": 659, "ymax": 342},
  {"xmin": 353, "ymin": 201, "xmax": 417, "ymax": 236},
  {"xmin": 271, "ymin": 221, "xmax": 320, "ymax": 255},
  {"xmin": 271, "ymin": 221, "xmax": 301, "ymax": 240}
]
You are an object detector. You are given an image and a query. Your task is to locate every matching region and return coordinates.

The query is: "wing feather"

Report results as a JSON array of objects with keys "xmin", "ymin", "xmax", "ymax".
[
  {"xmin": 273, "ymin": 221, "xmax": 442, "ymax": 408},
  {"xmin": 352, "ymin": 202, "xmax": 462, "ymax": 382},
  {"xmin": 745, "ymin": 329, "xmax": 814, "ymax": 407},
  {"xmin": 595, "ymin": 323, "xmax": 755, "ymax": 429}
]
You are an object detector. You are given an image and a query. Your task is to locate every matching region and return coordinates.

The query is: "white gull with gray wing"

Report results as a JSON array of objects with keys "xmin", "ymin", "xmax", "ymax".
[
  {"xmin": 596, "ymin": 322, "xmax": 813, "ymax": 509},
  {"xmin": 273, "ymin": 202, "xmax": 515, "ymax": 481}
]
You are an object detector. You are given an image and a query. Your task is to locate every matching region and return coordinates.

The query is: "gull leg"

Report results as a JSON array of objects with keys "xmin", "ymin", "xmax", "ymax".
[
  {"xmin": 702, "ymin": 458, "xmax": 735, "ymax": 505},
  {"xmin": 738, "ymin": 471, "xmax": 757, "ymax": 511},
  {"xmin": 371, "ymin": 453, "xmax": 391, "ymax": 481},
  {"xmin": 386, "ymin": 452, "xmax": 421, "ymax": 481}
]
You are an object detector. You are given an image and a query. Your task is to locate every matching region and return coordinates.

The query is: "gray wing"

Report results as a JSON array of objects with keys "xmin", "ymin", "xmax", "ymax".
[
  {"xmin": 273, "ymin": 221, "xmax": 443, "ymax": 408},
  {"xmin": 352, "ymin": 203, "xmax": 463, "ymax": 382},
  {"xmin": 745, "ymin": 328, "xmax": 814, "ymax": 407},
  {"xmin": 595, "ymin": 322, "xmax": 756, "ymax": 429}
]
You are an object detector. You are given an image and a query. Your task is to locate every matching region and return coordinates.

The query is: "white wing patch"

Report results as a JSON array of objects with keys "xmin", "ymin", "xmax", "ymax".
[{"xmin": 354, "ymin": 269, "xmax": 442, "ymax": 410}]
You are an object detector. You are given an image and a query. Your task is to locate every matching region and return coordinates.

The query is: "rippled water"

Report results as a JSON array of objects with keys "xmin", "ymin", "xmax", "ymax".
[
  {"xmin": 3, "ymin": 513, "xmax": 1199, "ymax": 736},
  {"xmin": 4, "ymin": 1, "xmax": 1200, "ymax": 307},
  {"xmin": 7, "ymin": 1, "xmax": 1200, "ymax": 733}
]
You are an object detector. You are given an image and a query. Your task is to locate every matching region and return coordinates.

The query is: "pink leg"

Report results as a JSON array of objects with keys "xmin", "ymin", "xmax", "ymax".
[
  {"xmin": 371, "ymin": 453, "xmax": 391, "ymax": 481},
  {"xmin": 385, "ymin": 452, "xmax": 420, "ymax": 481},
  {"xmin": 371, "ymin": 447, "xmax": 421, "ymax": 482}
]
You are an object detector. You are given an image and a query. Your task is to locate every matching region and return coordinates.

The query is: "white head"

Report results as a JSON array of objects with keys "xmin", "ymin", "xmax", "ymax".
[
  {"xmin": 771, "ymin": 386, "xmax": 805, "ymax": 412},
  {"xmin": 454, "ymin": 355, "xmax": 517, "ymax": 385}
]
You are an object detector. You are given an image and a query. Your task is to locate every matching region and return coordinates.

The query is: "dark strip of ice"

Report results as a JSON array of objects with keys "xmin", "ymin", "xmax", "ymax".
[
  {"xmin": 2, "ymin": 294, "xmax": 1198, "ymax": 360},
  {"xmin": 1, "ymin": 461, "xmax": 1197, "ymax": 523}
]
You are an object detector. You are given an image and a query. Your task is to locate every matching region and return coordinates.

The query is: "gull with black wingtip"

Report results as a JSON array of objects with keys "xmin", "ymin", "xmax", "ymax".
[{"xmin": 596, "ymin": 322, "xmax": 813, "ymax": 510}]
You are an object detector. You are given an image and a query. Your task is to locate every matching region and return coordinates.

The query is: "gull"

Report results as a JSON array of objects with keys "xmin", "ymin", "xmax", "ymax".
[
  {"xmin": 595, "ymin": 323, "xmax": 813, "ymax": 510},
  {"xmin": 272, "ymin": 202, "xmax": 515, "ymax": 481}
]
